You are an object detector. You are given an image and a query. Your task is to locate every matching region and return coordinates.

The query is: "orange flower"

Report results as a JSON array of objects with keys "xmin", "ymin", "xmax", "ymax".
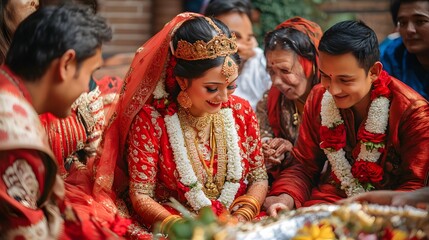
[{"xmin": 292, "ymin": 221, "xmax": 336, "ymax": 240}]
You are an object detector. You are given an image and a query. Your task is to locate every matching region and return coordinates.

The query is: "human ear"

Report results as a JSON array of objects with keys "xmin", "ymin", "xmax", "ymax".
[
  {"xmin": 369, "ymin": 61, "xmax": 383, "ymax": 82},
  {"xmin": 175, "ymin": 76, "xmax": 188, "ymax": 90},
  {"xmin": 58, "ymin": 49, "xmax": 77, "ymax": 82}
]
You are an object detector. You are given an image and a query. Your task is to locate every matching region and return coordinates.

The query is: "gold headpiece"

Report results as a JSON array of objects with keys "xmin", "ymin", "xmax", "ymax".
[
  {"xmin": 174, "ymin": 34, "xmax": 238, "ymax": 60},
  {"xmin": 171, "ymin": 17, "xmax": 239, "ymax": 82}
]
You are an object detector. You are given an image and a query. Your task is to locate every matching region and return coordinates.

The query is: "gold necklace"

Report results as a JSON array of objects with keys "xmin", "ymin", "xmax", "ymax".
[
  {"xmin": 178, "ymin": 108, "xmax": 227, "ymax": 199},
  {"xmin": 180, "ymin": 108, "xmax": 213, "ymax": 142},
  {"xmin": 194, "ymin": 122, "xmax": 219, "ymax": 199},
  {"xmin": 292, "ymin": 101, "xmax": 299, "ymax": 126}
]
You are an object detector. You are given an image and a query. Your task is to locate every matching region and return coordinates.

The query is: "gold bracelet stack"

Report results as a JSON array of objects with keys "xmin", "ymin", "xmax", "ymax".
[
  {"xmin": 160, "ymin": 215, "xmax": 181, "ymax": 235},
  {"xmin": 229, "ymin": 195, "xmax": 261, "ymax": 221}
]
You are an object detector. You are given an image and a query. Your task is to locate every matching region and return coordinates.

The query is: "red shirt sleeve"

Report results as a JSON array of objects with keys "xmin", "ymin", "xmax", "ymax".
[{"xmin": 0, "ymin": 149, "xmax": 47, "ymax": 228}]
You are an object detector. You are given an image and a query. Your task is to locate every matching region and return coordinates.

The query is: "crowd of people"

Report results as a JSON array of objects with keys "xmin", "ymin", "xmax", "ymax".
[{"xmin": 0, "ymin": 0, "xmax": 428, "ymax": 239}]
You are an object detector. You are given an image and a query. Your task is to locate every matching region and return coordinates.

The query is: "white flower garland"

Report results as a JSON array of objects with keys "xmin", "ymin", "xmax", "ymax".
[
  {"xmin": 320, "ymin": 90, "xmax": 390, "ymax": 197},
  {"xmin": 165, "ymin": 108, "xmax": 243, "ymax": 211},
  {"xmin": 153, "ymin": 76, "xmax": 168, "ymax": 99}
]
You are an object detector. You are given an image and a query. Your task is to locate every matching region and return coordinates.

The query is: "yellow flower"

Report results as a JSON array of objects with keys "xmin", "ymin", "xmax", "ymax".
[
  {"xmin": 391, "ymin": 229, "xmax": 407, "ymax": 240},
  {"xmin": 292, "ymin": 222, "xmax": 336, "ymax": 240}
]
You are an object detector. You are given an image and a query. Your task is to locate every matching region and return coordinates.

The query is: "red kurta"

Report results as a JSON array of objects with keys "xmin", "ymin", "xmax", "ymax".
[
  {"xmin": 269, "ymin": 75, "xmax": 429, "ymax": 208},
  {"xmin": 0, "ymin": 66, "xmax": 130, "ymax": 239},
  {"xmin": 0, "ymin": 66, "xmax": 65, "ymax": 239}
]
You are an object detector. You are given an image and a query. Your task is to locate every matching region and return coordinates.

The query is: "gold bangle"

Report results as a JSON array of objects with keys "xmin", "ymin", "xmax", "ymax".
[
  {"xmin": 230, "ymin": 195, "xmax": 261, "ymax": 216},
  {"xmin": 229, "ymin": 195, "xmax": 247, "ymax": 211},
  {"xmin": 243, "ymin": 195, "xmax": 261, "ymax": 216},
  {"xmin": 242, "ymin": 206, "xmax": 255, "ymax": 220},
  {"xmin": 160, "ymin": 215, "xmax": 181, "ymax": 234},
  {"xmin": 233, "ymin": 207, "xmax": 254, "ymax": 221},
  {"xmin": 166, "ymin": 217, "xmax": 182, "ymax": 235}
]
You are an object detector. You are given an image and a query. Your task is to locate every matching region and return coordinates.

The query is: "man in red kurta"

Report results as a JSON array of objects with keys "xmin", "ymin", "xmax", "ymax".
[
  {"xmin": 265, "ymin": 20, "xmax": 429, "ymax": 215},
  {"xmin": 0, "ymin": 67, "xmax": 65, "ymax": 238},
  {"xmin": 0, "ymin": 5, "xmax": 113, "ymax": 239}
]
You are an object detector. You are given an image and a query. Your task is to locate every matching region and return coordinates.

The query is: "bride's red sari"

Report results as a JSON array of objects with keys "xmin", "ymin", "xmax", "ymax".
[
  {"xmin": 86, "ymin": 13, "xmax": 204, "ymax": 237},
  {"xmin": 92, "ymin": 13, "xmax": 198, "ymax": 212},
  {"xmin": 90, "ymin": 12, "xmax": 268, "ymax": 235}
]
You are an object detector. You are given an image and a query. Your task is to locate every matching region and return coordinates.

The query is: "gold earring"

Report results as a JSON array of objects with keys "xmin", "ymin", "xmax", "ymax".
[{"xmin": 178, "ymin": 90, "xmax": 192, "ymax": 108}]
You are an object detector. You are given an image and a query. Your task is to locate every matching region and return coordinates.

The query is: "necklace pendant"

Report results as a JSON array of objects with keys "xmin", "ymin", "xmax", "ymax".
[
  {"xmin": 293, "ymin": 113, "xmax": 299, "ymax": 126},
  {"xmin": 205, "ymin": 181, "xmax": 219, "ymax": 199}
]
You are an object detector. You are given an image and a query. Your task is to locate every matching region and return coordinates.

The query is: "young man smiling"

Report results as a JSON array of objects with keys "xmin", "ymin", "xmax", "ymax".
[
  {"xmin": 381, "ymin": 0, "xmax": 429, "ymax": 100},
  {"xmin": 264, "ymin": 20, "xmax": 429, "ymax": 216}
]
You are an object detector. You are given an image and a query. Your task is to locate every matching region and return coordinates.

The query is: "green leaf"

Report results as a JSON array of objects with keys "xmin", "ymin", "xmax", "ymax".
[
  {"xmin": 198, "ymin": 207, "xmax": 217, "ymax": 225},
  {"xmin": 363, "ymin": 183, "xmax": 375, "ymax": 191}
]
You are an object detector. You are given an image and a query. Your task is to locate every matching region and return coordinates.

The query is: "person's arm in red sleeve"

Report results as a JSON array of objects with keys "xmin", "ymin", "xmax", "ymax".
[
  {"xmin": 40, "ymin": 113, "xmax": 87, "ymax": 161},
  {"xmin": 394, "ymin": 99, "xmax": 429, "ymax": 189},
  {"xmin": 0, "ymin": 149, "xmax": 63, "ymax": 238},
  {"xmin": 266, "ymin": 86, "xmax": 327, "ymax": 209}
]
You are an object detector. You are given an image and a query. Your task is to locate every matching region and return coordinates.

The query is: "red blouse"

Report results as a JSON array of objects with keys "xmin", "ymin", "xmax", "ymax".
[{"xmin": 126, "ymin": 96, "xmax": 267, "ymax": 219}]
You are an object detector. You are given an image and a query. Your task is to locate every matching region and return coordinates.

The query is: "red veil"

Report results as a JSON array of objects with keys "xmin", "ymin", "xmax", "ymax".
[{"xmin": 90, "ymin": 12, "xmax": 202, "ymax": 214}]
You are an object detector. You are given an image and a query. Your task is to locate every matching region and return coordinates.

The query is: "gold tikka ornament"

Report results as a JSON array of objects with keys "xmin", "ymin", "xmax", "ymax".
[{"xmin": 222, "ymin": 55, "xmax": 238, "ymax": 83}]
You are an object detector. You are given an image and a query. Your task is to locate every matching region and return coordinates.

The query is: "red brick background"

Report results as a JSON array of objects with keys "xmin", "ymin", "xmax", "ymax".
[{"xmin": 98, "ymin": 0, "xmax": 394, "ymax": 56}]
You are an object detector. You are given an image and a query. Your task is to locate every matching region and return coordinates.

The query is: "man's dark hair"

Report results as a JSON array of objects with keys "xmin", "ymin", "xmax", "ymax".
[
  {"xmin": 389, "ymin": 0, "xmax": 429, "ymax": 25},
  {"xmin": 204, "ymin": 0, "xmax": 253, "ymax": 19},
  {"xmin": 6, "ymin": 4, "xmax": 112, "ymax": 81},
  {"xmin": 318, "ymin": 20, "xmax": 379, "ymax": 73}
]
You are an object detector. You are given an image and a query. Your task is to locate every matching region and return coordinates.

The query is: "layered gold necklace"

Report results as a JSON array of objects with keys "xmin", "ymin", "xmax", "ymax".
[
  {"xmin": 178, "ymin": 108, "xmax": 228, "ymax": 199},
  {"xmin": 194, "ymin": 122, "xmax": 218, "ymax": 198}
]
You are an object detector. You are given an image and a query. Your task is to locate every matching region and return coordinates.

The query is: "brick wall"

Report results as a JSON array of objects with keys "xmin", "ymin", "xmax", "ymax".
[
  {"xmin": 98, "ymin": 0, "xmax": 182, "ymax": 55},
  {"xmin": 320, "ymin": 0, "xmax": 395, "ymax": 42},
  {"xmin": 98, "ymin": 0, "xmax": 394, "ymax": 55}
]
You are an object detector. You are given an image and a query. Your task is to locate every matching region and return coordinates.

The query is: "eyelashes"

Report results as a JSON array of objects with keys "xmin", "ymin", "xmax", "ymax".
[
  {"xmin": 206, "ymin": 84, "xmax": 238, "ymax": 93},
  {"xmin": 227, "ymin": 84, "xmax": 238, "ymax": 90}
]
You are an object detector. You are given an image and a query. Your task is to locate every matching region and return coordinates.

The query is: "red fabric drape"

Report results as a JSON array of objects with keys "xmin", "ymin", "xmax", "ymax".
[{"xmin": 92, "ymin": 13, "xmax": 202, "ymax": 212}]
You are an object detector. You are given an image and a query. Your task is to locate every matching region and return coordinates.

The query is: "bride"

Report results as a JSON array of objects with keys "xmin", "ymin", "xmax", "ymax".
[{"xmin": 93, "ymin": 12, "xmax": 268, "ymax": 235}]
